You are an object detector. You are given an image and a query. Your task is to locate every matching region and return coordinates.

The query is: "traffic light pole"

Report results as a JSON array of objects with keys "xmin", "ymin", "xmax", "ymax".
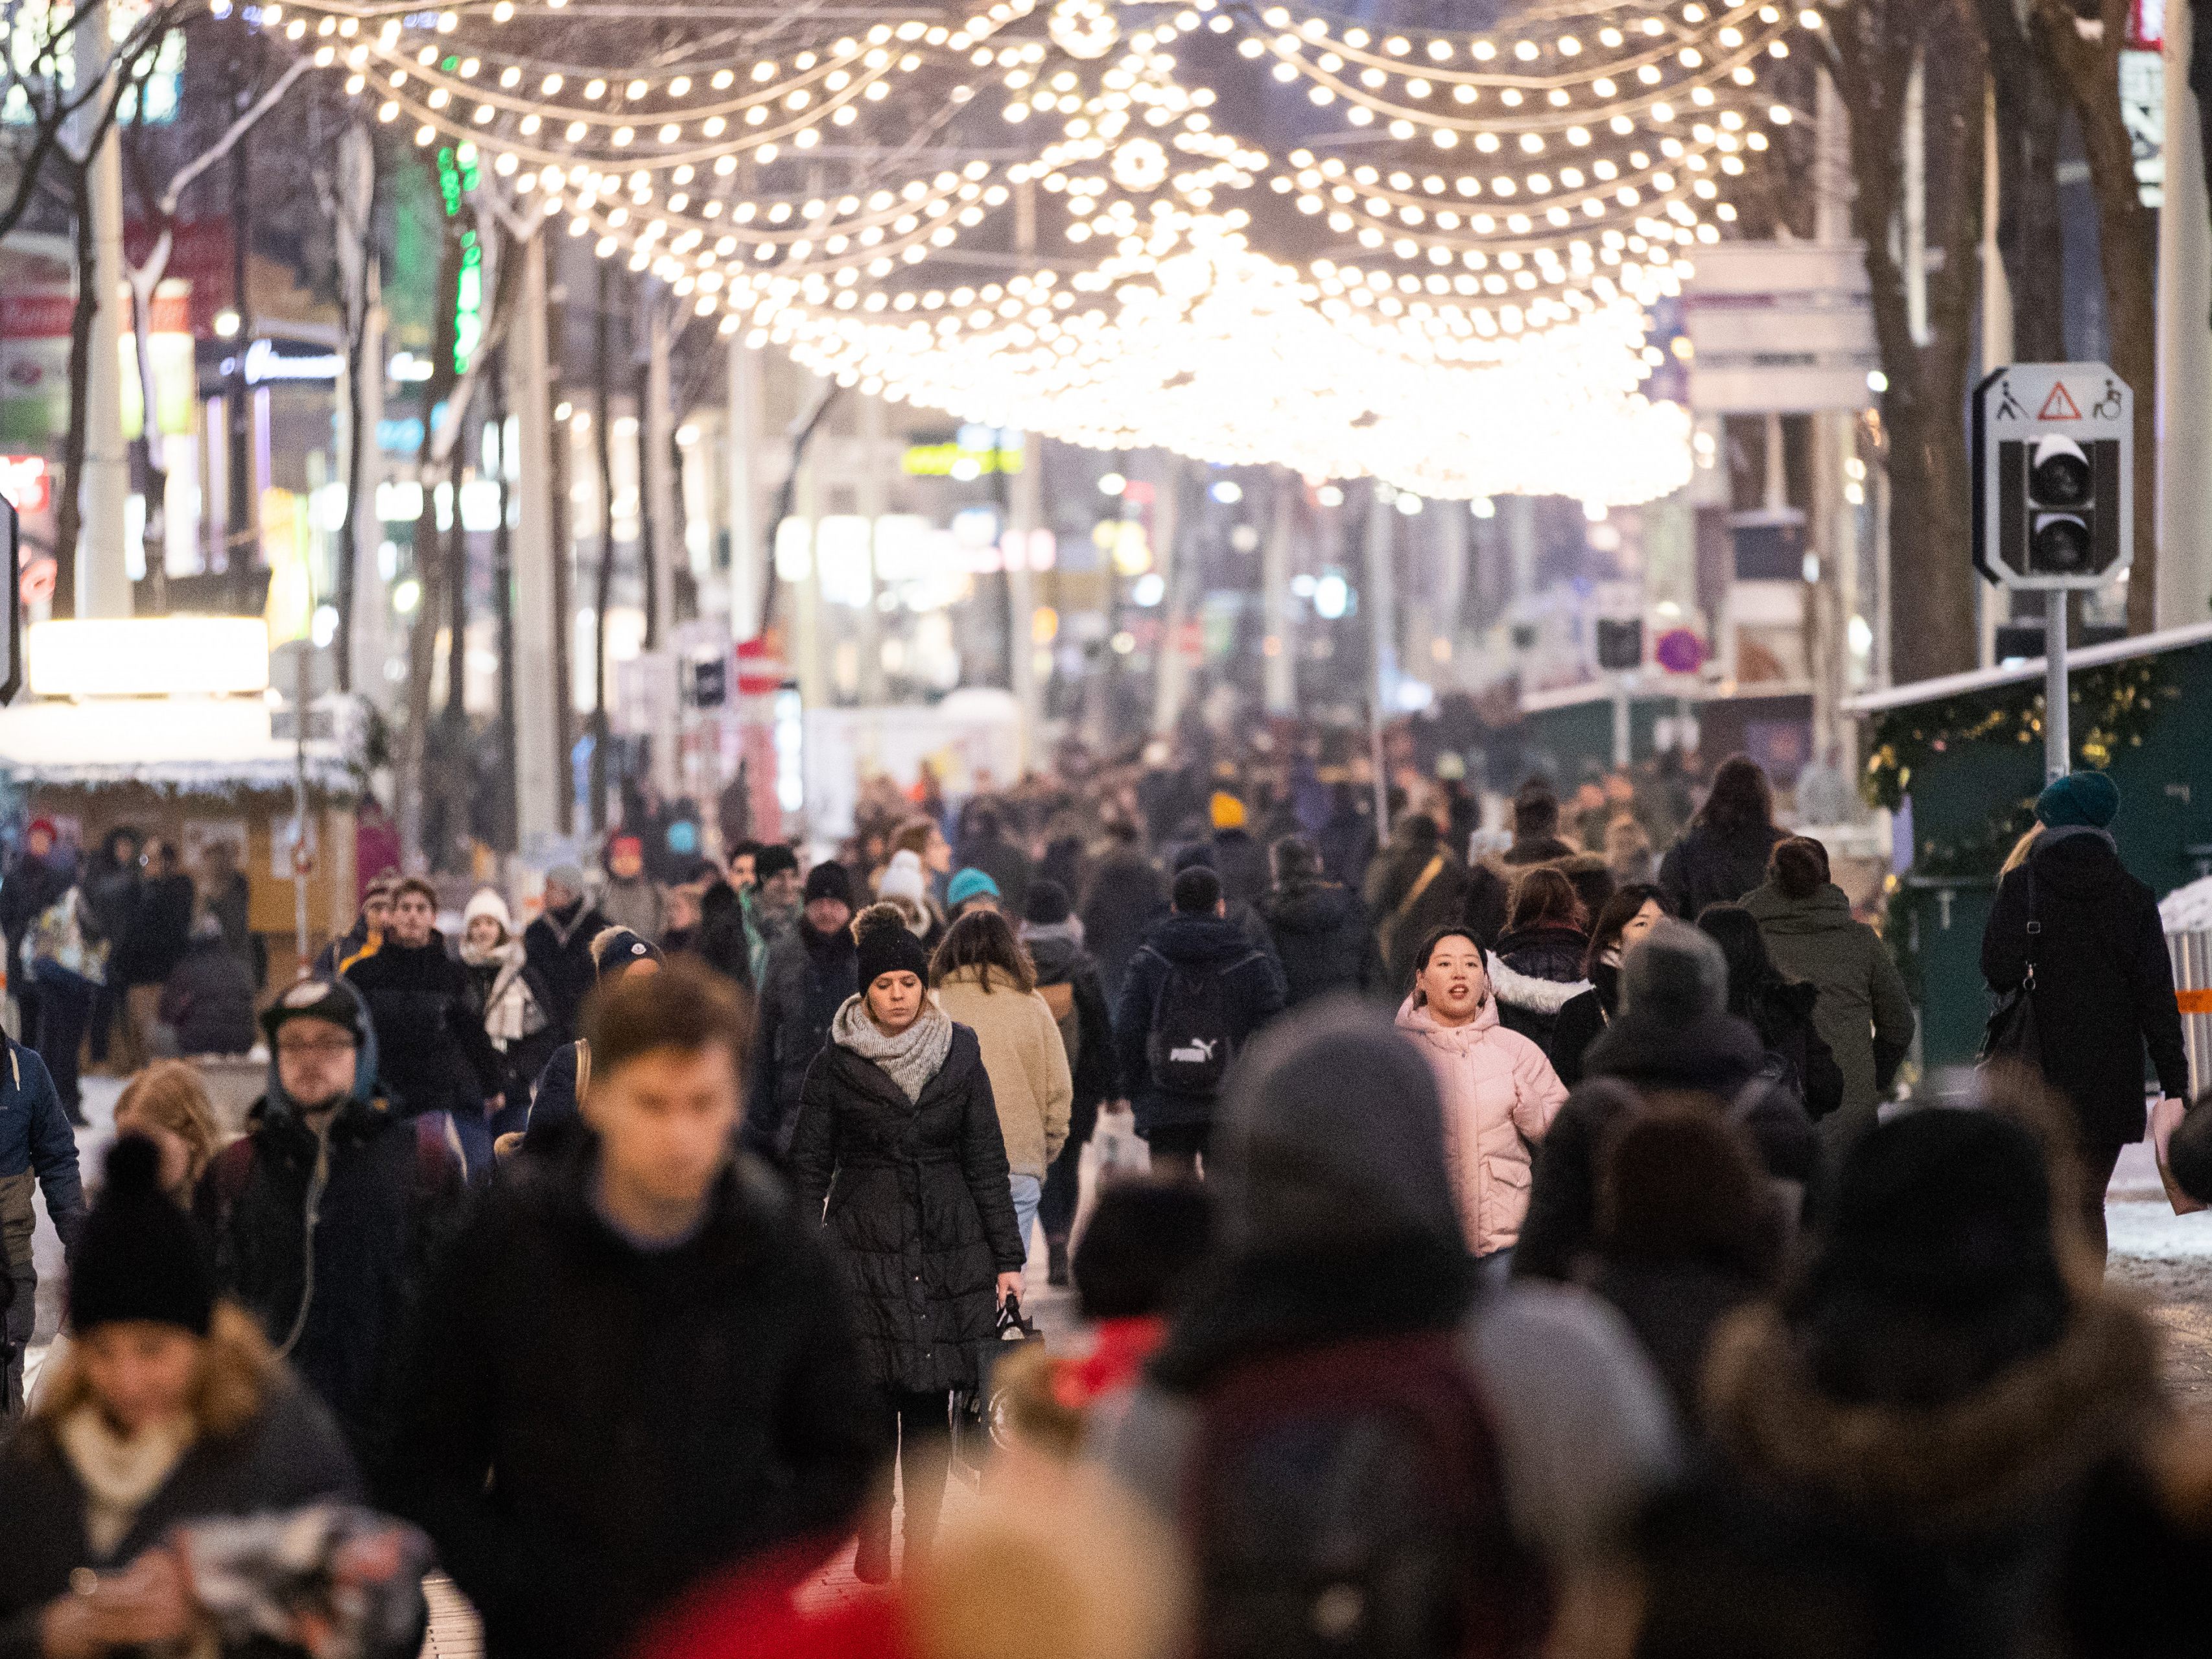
[{"xmin": 2045, "ymin": 604, "xmax": 2069, "ymax": 782}]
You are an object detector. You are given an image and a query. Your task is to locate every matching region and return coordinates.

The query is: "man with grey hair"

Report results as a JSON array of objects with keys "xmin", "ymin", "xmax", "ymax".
[{"xmin": 1511, "ymin": 918, "xmax": 1817, "ymax": 1284}]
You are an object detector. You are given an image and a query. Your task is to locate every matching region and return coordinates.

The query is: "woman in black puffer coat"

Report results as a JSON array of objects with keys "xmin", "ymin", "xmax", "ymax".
[
  {"xmin": 1697, "ymin": 902, "xmax": 1846, "ymax": 1122},
  {"xmin": 790, "ymin": 906, "xmax": 1025, "ymax": 1583},
  {"xmin": 1487, "ymin": 865, "xmax": 1592, "ymax": 1057}
]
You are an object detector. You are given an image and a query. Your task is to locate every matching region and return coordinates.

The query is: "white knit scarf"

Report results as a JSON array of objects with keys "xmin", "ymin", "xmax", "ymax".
[{"xmin": 830, "ymin": 993, "xmax": 952, "ymax": 1102}]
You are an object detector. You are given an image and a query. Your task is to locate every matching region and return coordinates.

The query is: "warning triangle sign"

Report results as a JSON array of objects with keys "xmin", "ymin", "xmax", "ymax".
[{"xmin": 2038, "ymin": 382, "xmax": 2082, "ymax": 420}]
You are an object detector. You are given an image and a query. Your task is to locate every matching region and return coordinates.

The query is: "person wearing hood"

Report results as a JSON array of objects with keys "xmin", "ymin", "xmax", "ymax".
[
  {"xmin": 1, "ymin": 1020, "xmax": 85, "ymax": 1414},
  {"xmin": 459, "ymin": 888, "xmax": 561, "ymax": 1138},
  {"xmin": 1512, "ymin": 920, "xmax": 1817, "ymax": 1286},
  {"xmin": 1103, "ymin": 1001, "xmax": 1677, "ymax": 1636},
  {"xmin": 790, "ymin": 910, "xmax": 1026, "ymax": 1583},
  {"xmin": 0, "ymin": 1135, "xmax": 382, "ymax": 1659},
  {"xmin": 525, "ymin": 865, "xmax": 611, "ymax": 1039},
  {"xmin": 386, "ymin": 964, "xmax": 878, "ymax": 1659},
  {"xmin": 1112, "ymin": 866, "xmax": 1287, "ymax": 1181},
  {"xmin": 1981, "ymin": 770, "xmax": 2187, "ymax": 1262},
  {"xmin": 345, "ymin": 877, "xmax": 505, "ymax": 1178},
  {"xmin": 598, "ymin": 832, "xmax": 668, "ymax": 943},
  {"xmin": 1635, "ymin": 1101, "xmax": 2167, "ymax": 1659},
  {"xmin": 1746, "ymin": 836, "xmax": 1915, "ymax": 1157},
  {"xmin": 519, "ymin": 928, "xmax": 665, "ymax": 1158},
  {"xmin": 1548, "ymin": 884, "xmax": 1667, "ymax": 1088},
  {"xmin": 742, "ymin": 863, "xmax": 859, "ymax": 1170},
  {"xmin": 1487, "ymin": 865, "xmax": 1593, "ymax": 1057},
  {"xmin": 1258, "ymin": 833, "xmax": 1383, "ymax": 1007},
  {"xmin": 1396, "ymin": 926, "xmax": 1567, "ymax": 1279},
  {"xmin": 930, "ymin": 906, "xmax": 1072, "ymax": 1272},
  {"xmin": 155, "ymin": 913, "xmax": 259, "ymax": 1057},
  {"xmin": 1077, "ymin": 821, "xmax": 1166, "ymax": 1008},
  {"xmin": 200, "ymin": 977, "xmax": 468, "ymax": 1461},
  {"xmin": 1657, "ymin": 753, "xmax": 1787, "ymax": 921},
  {"xmin": 1363, "ymin": 810, "xmax": 1472, "ymax": 994},
  {"xmin": 1697, "ymin": 902, "xmax": 1846, "ymax": 1124},
  {"xmin": 1020, "ymin": 880, "xmax": 1116, "ymax": 1287}
]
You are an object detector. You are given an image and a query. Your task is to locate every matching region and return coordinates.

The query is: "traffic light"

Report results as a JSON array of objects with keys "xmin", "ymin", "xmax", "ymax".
[
  {"xmin": 1973, "ymin": 364, "xmax": 2131, "ymax": 591},
  {"xmin": 1595, "ymin": 618, "xmax": 1643, "ymax": 672}
]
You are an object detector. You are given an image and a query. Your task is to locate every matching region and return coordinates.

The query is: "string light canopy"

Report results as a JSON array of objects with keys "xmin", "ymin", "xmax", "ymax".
[{"xmin": 274, "ymin": 0, "xmax": 1819, "ymax": 504}]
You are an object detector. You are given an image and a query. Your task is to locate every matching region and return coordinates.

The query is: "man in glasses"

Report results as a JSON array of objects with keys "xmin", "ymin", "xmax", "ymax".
[{"xmin": 203, "ymin": 976, "xmax": 468, "ymax": 1462}]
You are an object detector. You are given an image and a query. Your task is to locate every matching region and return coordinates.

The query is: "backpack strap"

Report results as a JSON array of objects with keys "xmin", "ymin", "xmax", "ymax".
[
  {"xmin": 574, "ymin": 1039, "xmax": 591, "ymax": 1102},
  {"xmin": 1396, "ymin": 852, "xmax": 1448, "ymax": 922}
]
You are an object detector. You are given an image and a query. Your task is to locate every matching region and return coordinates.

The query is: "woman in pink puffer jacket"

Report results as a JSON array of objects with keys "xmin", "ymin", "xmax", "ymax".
[{"xmin": 1395, "ymin": 926, "xmax": 1568, "ymax": 1273}]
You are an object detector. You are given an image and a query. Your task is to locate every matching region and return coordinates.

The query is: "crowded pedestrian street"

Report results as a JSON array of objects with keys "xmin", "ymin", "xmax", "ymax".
[{"xmin": 8, "ymin": 1, "xmax": 2212, "ymax": 1656}]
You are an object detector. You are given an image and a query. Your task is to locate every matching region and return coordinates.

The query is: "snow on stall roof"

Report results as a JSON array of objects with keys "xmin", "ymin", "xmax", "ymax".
[
  {"xmin": 0, "ymin": 698, "xmax": 352, "ymax": 795},
  {"xmin": 2161, "ymin": 875, "xmax": 2212, "ymax": 934},
  {"xmin": 1844, "ymin": 620, "xmax": 2212, "ymax": 717}
]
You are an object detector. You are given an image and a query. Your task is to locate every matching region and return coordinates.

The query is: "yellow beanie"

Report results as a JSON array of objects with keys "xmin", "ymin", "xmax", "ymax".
[{"xmin": 1210, "ymin": 791, "xmax": 1247, "ymax": 830}]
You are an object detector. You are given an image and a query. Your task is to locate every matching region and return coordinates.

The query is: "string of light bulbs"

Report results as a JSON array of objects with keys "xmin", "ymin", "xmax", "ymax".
[{"xmin": 266, "ymin": 0, "xmax": 1803, "ymax": 503}]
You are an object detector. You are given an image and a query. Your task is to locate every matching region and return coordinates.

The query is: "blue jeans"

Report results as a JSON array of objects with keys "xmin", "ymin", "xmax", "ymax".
[{"xmin": 1008, "ymin": 1174, "xmax": 1042, "ymax": 1269}]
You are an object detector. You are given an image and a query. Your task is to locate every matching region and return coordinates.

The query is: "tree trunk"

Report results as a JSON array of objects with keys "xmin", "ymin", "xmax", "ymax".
[
  {"xmin": 1828, "ymin": 0, "xmax": 1988, "ymax": 684},
  {"xmin": 397, "ymin": 218, "xmax": 465, "ymax": 871},
  {"xmin": 2032, "ymin": 0, "xmax": 2158, "ymax": 633},
  {"xmin": 1977, "ymin": 0, "xmax": 2067, "ymax": 360},
  {"xmin": 590, "ymin": 260, "xmax": 620, "ymax": 835},
  {"xmin": 53, "ymin": 165, "xmax": 97, "ymax": 618}
]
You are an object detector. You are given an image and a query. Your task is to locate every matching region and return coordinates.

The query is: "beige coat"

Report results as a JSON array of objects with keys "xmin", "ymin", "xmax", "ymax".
[{"xmin": 935, "ymin": 967, "xmax": 1073, "ymax": 1179}]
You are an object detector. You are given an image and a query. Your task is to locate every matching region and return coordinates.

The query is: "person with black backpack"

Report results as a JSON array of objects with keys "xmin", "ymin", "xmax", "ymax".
[
  {"xmin": 1101, "ymin": 1000, "xmax": 1678, "ymax": 1659},
  {"xmin": 1112, "ymin": 865, "xmax": 1286, "ymax": 1181}
]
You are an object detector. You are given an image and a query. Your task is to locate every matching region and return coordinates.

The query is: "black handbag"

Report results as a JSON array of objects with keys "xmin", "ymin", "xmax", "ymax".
[
  {"xmin": 950, "ymin": 1294, "xmax": 1044, "ymax": 1487},
  {"xmin": 1979, "ymin": 867, "xmax": 2042, "ymax": 1068}
]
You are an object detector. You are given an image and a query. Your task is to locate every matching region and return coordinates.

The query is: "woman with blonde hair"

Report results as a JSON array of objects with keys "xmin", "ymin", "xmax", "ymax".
[
  {"xmin": 112, "ymin": 1060, "xmax": 220, "ymax": 1206},
  {"xmin": 0, "ymin": 1136, "xmax": 373, "ymax": 1655}
]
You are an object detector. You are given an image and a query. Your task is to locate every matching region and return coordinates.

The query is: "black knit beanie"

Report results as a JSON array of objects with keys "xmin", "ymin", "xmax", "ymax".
[
  {"xmin": 69, "ymin": 1135, "xmax": 214, "ymax": 1337},
  {"xmin": 854, "ymin": 907, "xmax": 930, "ymax": 988},
  {"xmin": 804, "ymin": 860, "xmax": 856, "ymax": 908}
]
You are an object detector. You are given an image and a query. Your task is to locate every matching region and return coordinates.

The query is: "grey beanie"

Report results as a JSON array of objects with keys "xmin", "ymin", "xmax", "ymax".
[
  {"xmin": 1619, "ymin": 917, "xmax": 1728, "ymax": 1024},
  {"xmin": 1213, "ymin": 996, "xmax": 1463, "ymax": 1258}
]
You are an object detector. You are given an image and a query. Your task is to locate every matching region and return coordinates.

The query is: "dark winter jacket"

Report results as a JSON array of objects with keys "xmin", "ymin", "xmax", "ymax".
[
  {"xmin": 81, "ymin": 840, "xmax": 141, "ymax": 960},
  {"xmin": 1081, "ymin": 846, "xmax": 1168, "ymax": 1007},
  {"xmin": 523, "ymin": 898, "xmax": 609, "ymax": 1036},
  {"xmin": 202, "ymin": 1081, "xmax": 470, "ymax": 1461},
  {"xmin": 790, "ymin": 1023, "xmax": 1026, "ymax": 1394},
  {"xmin": 346, "ymin": 935, "xmax": 504, "ymax": 1124},
  {"xmin": 1549, "ymin": 961, "xmax": 1618, "ymax": 1089},
  {"xmin": 1511, "ymin": 1011, "xmax": 1817, "ymax": 1286},
  {"xmin": 1112, "ymin": 912, "xmax": 1288, "ymax": 1135},
  {"xmin": 1024, "ymin": 926, "xmax": 1117, "ymax": 1111},
  {"xmin": 1260, "ymin": 879, "xmax": 1385, "ymax": 1007},
  {"xmin": 953, "ymin": 832, "xmax": 1033, "ymax": 917},
  {"xmin": 1745, "ymin": 880, "xmax": 1915, "ymax": 1117},
  {"xmin": 1737, "ymin": 975, "xmax": 1848, "ymax": 1122},
  {"xmin": 1, "ymin": 1038, "xmax": 85, "ymax": 1330},
  {"xmin": 1315, "ymin": 795, "xmax": 1379, "ymax": 891},
  {"xmin": 1210, "ymin": 827, "xmax": 1270, "ymax": 909},
  {"xmin": 1501, "ymin": 834, "xmax": 1579, "ymax": 871},
  {"xmin": 0, "ymin": 1373, "xmax": 364, "ymax": 1659},
  {"xmin": 381, "ymin": 1138, "xmax": 878, "ymax": 1659},
  {"xmin": 460, "ymin": 948, "xmax": 564, "ymax": 1111},
  {"xmin": 0, "ymin": 850, "xmax": 68, "ymax": 972},
  {"xmin": 1657, "ymin": 820, "xmax": 1787, "ymax": 921},
  {"xmin": 112, "ymin": 871, "xmax": 194, "ymax": 988},
  {"xmin": 742, "ymin": 920, "xmax": 858, "ymax": 1166},
  {"xmin": 693, "ymin": 879, "xmax": 757, "ymax": 991},
  {"xmin": 1588, "ymin": 1257, "xmax": 1768, "ymax": 1425},
  {"xmin": 1981, "ymin": 827, "xmax": 2189, "ymax": 1145},
  {"xmin": 523, "ymin": 1041, "xmax": 587, "ymax": 1157},
  {"xmin": 1638, "ymin": 1293, "xmax": 2164, "ymax": 1659},
  {"xmin": 1461, "ymin": 862, "xmax": 1511, "ymax": 955},
  {"xmin": 158, "ymin": 933, "xmax": 260, "ymax": 1055},
  {"xmin": 1489, "ymin": 923, "xmax": 1592, "ymax": 1055},
  {"xmin": 1364, "ymin": 826, "xmax": 1472, "ymax": 993}
]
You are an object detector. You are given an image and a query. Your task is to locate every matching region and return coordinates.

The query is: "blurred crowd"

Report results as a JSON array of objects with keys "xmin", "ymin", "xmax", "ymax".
[{"xmin": 1, "ymin": 729, "xmax": 2209, "ymax": 1659}]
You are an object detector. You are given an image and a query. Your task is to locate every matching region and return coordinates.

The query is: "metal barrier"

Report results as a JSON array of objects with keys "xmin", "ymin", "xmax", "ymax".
[{"xmin": 2167, "ymin": 930, "xmax": 2212, "ymax": 1098}]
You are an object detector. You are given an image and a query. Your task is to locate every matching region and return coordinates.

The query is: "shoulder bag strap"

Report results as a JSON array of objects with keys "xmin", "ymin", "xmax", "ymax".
[
  {"xmin": 1396, "ymin": 852, "xmax": 1448, "ymax": 921},
  {"xmin": 2021, "ymin": 864, "xmax": 2041, "ymax": 992}
]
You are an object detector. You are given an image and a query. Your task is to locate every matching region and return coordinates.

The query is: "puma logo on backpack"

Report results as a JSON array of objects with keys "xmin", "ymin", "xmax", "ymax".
[{"xmin": 1147, "ymin": 954, "xmax": 1256, "ymax": 1097}]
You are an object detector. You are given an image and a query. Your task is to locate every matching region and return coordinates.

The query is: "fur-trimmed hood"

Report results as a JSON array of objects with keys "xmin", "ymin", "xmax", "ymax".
[
  {"xmin": 1703, "ymin": 1292, "xmax": 2163, "ymax": 1538},
  {"xmin": 1486, "ymin": 950, "xmax": 1590, "ymax": 1016}
]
